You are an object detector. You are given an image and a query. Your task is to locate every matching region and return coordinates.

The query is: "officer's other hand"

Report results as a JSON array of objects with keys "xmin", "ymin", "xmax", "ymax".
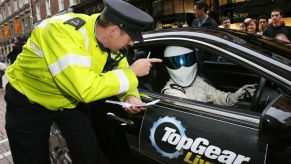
[
  {"xmin": 130, "ymin": 58, "xmax": 162, "ymax": 77},
  {"xmin": 124, "ymin": 95, "xmax": 146, "ymax": 114}
]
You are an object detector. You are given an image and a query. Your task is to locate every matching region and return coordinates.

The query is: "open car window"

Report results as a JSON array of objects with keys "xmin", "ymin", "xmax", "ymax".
[{"xmin": 130, "ymin": 41, "xmax": 286, "ymax": 113}]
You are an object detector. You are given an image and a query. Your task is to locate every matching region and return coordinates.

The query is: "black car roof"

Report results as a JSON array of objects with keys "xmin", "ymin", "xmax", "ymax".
[
  {"xmin": 144, "ymin": 27, "xmax": 291, "ymax": 53},
  {"xmin": 142, "ymin": 27, "xmax": 291, "ymax": 86},
  {"xmin": 143, "ymin": 27, "xmax": 291, "ymax": 66}
]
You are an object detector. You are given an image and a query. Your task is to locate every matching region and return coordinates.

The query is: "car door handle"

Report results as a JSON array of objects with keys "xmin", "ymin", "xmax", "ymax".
[{"xmin": 106, "ymin": 112, "xmax": 134, "ymax": 126}]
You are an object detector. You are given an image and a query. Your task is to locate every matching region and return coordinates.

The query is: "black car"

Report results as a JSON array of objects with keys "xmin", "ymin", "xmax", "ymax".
[{"xmin": 50, "ymin": 28, "xmax": 291, "ymax": 164}]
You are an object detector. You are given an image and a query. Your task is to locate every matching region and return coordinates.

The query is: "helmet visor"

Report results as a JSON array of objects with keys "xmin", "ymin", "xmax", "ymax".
[{"xmin": 165, "ymin": 52, "xmax": 196, "ymax": 69}]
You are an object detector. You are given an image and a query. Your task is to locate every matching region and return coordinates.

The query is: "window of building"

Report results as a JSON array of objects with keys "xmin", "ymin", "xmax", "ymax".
[
  {"xmin": 3, "ymin": 9, "xmax": 6, "ymax": 19},
  {"xmin": 21, "ymin": 18, "xmax": 25, "ymax": 34},
  {"xmin": 0, "ymin": 10, "xmax": 2, "ymax": 22},
  {"xmin": 58, "ymin": 0, "xmax": 64, "ymax": 11},
  {"xmin": 152, "ymin": 0, "xmax": 194, "ymax": 17},
  {"xmin": 163, "ymin": 0, "xmax": 173, "ymax": 15},
  {"xmin": 174, "ymin": 0, "xmax": 183, "ymax": 13},
  {"xmin": 36, "ymin": 2, "xmax": 41, "ymax": 21},
  {"xmin": 69, "ymin": 0, "xmax": 76, "ymax": 6},
  {"xmin": 19, "ymin": 0, "xmax": 23, "ymax": 8},
  {"xmin": 14, "ymin": 0, "xmax": 18, "ymax": 11},
  {"xmin": 26, "ymin": 16, "xmax": 31, "ymax": 32},
  {"xmin": 8, "ymin": 4, "xmax": 11, "ymax": 16},
  {"xmin": 219, "ymin": 0, "xmax": 247, "ymax": 6},
  {"xmin": 184, "ymin": 0, "xmax": 193, "ymax": 13},
  {"xmin": 46, "ymin": 0, "xmax": 51, "ymax": 16},
  {"xmin": 10, "ymin": 23, "xmax": 14, "ymax": 38}
]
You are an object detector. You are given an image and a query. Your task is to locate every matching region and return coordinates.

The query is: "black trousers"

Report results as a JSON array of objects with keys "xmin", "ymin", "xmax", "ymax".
[{"xmin": 5, "ymin": 84, "xmax": 105, "ymax": 164}]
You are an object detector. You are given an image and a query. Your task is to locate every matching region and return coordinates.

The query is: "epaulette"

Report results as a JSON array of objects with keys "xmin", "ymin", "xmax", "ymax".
[{"xmin": 64, "ymin": 17, "xmax": 86, "ymax": 30}]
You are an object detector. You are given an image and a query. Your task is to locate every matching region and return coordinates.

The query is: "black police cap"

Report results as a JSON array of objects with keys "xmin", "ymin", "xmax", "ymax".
[{"xmin": 102, "ymin": 0, "xmax": 153, "ymax": 42}]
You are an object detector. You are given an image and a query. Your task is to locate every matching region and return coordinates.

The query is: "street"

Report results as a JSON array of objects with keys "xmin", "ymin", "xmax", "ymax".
[{"xmin": 0, "ymin": 89, "xmax": 13, "ymax": 164}]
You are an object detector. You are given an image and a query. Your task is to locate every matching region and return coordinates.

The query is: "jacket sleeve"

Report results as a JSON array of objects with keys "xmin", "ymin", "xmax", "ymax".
[
  {"xmin": 40, "ymin": 21, "xmax": 138, "ymax": 103},
  {"xmin": 115, "ymin": 55, "xmax": 140, "ymax": 102},
  {"xmin": 202, "ymin": 79, "xmax": 231, "ymax": 106}
]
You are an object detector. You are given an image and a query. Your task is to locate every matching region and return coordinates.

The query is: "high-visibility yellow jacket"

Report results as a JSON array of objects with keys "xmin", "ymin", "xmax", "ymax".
[{"xmin": 6, "ymin": 13, "xmax": 139, "ymax": 110}]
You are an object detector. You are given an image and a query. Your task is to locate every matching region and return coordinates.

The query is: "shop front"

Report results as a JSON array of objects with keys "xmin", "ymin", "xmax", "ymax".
[
  {"xmin": 220, "ymin": 0, "xmax": 291, "ymax": 28},
  {"xmin": 71, "ymin": 0, "xmax": 291, "ymax": 31},
  {"xmin": 71, "ymin": 0, "xmax": 197, "ymax": 30}
]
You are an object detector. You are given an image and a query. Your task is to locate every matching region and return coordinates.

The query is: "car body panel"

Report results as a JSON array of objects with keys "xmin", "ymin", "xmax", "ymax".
[
  {"xmin": 139, "ymin": 104, "xmax": 266, "ymax": 164},
  {"xmin": 127, "ymin": 28, "xmax": 291, "ymax": 163}
]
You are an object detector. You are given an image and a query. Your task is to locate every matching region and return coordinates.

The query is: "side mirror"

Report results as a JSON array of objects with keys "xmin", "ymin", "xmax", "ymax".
[{"xmin": 259, "ymin": 95, "xmax": 291, "ymax": 146}]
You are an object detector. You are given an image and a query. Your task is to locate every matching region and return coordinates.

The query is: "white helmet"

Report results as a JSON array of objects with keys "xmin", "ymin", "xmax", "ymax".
[{"xmin": 164, "ymin": 46, "xmax": 197, "ymax": 87}]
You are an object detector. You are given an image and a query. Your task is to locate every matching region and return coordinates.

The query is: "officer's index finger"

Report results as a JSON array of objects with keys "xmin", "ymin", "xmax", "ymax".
[{"xmin": 148, "ymin": 58, "xmax": 163, "ymax": 63}]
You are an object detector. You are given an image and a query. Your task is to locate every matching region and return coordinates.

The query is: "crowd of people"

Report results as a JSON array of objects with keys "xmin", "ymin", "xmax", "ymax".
[
  {"xmin": 236, "ymin": 9, "xmax": 291, "ymax": 43},
  {"xmin": 154, "ymin": 0, "xmax": 291, "ymax": 43}
]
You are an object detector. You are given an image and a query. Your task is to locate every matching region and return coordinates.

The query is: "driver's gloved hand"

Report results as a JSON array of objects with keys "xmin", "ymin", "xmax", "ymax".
[{"xmin": 227, "ymin": 84, "xmax": 257, "ymax": 105}]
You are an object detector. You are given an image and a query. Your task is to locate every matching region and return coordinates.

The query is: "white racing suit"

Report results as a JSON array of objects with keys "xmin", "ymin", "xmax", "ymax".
[{"xmin": 162, "ymin": 76, "xmax": 256, "ymax": 106}]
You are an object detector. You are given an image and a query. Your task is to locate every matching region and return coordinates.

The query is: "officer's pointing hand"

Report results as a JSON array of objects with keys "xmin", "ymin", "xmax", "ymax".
[{"xmin": 130, "ymin": 58, "xmax": 162, "ymax": 77}]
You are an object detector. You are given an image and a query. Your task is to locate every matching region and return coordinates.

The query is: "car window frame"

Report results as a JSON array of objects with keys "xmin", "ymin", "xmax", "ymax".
[{"xmin": 133, "ymin": 37, "xmax": 291, "ymax": 114}]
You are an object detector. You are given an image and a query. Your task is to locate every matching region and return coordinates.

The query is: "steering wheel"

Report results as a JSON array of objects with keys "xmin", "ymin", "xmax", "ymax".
[{"xmin": 251, "ymin": 77, "xmax": 266, "ymax": 111}]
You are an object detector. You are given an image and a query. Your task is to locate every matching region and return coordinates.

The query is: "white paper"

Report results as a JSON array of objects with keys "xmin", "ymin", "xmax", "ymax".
[{"xmin": 105, "ymin": 99, "xmax": 160, "ymax": 108}]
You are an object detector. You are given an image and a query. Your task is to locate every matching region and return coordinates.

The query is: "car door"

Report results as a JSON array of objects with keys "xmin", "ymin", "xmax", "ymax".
[
  {"xmin": 139, "ymin": 94, "xmax": 266, "ymax": 164},
  {"xmin": 130, "ymin": 39, "xmax": 274, "ymax": 164}
]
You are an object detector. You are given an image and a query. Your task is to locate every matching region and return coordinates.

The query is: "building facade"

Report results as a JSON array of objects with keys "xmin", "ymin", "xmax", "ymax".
[
  {"xmin": 1, "ymin": 0, "xmax": 291, "ymax": 57},
  {"xmin": 0, "ymin": 0, "xmax": 79, "ymax": 57},
  {"xmin": 0, "ymin": 0, "xmax": 32, "ymax": 57},
  {"xmin": 71, "ymin": 0, "xmax": 291, "ymax": 30},
  {"xmin": 220, "ymin": 0, "xmax": 291, "ymax": 26},
  {"xmin": 30, "ymin": 0, "xmax": 80, "ymax": 26}
]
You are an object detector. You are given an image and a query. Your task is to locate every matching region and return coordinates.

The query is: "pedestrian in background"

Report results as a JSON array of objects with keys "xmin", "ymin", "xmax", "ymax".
[
  {"xmin": 155, "ymin": 21, "xmax": 163, "ymax": 31},
  {"xmin": 7, "ymin": 35, "xmax": 27, "ymax": 64},
  {"xmin": 257, "ymin": 15, "xmax": 268, "ymax": 35},
  {"xmin": 275, "ymin": 33, "xmax": 290, "ymax": 42},
  {"xmin": 239, "ymin": 22, "xmax": 246, "ymax": 32},
  {"xmin": 0, "ymin": 51, "xmax": 7, "ymax": 88},
  {"xmin": 245, "ymin": 19, "xmax": 258, "ymax": 34},
  {"xmin": 221, "ymin": 17, "xmax": 231, "ymax": 29},
  {"xmin": 191, "ymin": 0, "xmax": 218, "ymax": 28},
  {"xmin": 263, "ymin": 8, "xmax": 291, "ymax": 42},
  {"xmin": 0, "ymin": 60, "xmax": 7, "ymax": 88},
  {"xmin": 4, "ymin": 0, "xmax": 162, "ymax": 163},
  {"xmin": 172, "ymin": 22, "xmax": 180, "ymax": 28},
  {"xmin": 182, "ymin": 21, "xmax": 189, "ymax": 27}
]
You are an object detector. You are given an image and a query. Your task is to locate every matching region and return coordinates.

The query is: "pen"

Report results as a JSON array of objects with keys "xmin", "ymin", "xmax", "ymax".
[{"xmin": 147, "ymin": 52, "xmax": 151, "ymax": 59}]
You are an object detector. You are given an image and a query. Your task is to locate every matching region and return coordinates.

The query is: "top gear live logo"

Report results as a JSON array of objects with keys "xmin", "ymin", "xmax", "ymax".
[{"xmin": 149, "ymin": 116, "xmax": 251, "ymax": 164}]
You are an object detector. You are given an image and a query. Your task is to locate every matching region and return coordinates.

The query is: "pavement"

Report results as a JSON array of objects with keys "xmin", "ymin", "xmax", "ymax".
[{"xmin": 0, "ymin": 89, "xmax": 13, "ymax": 164}]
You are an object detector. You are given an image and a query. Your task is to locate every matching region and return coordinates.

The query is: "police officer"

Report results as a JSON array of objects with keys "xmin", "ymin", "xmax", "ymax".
[{"xmin": 4, "ymin": 0, "xmax": 161, "ymax": 163}]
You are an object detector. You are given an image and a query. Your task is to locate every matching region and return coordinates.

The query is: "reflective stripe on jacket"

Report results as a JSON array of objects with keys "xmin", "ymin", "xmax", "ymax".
[{"xmin": 6, "ymin": 13, "xmax": 139, "ymax": 110}]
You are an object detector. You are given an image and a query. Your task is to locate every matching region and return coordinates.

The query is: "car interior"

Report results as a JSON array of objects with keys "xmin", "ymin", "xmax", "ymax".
[{"xmin": 128, "ymin": 42, "xmax": 285, "ymax": 113}]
